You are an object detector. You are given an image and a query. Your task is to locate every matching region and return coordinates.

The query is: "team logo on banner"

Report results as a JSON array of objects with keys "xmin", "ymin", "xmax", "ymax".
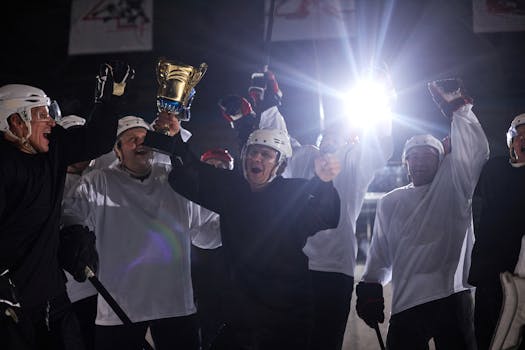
[{"xmin": 69, "ymin": 0, "xmax": 153, "ymax": 55}]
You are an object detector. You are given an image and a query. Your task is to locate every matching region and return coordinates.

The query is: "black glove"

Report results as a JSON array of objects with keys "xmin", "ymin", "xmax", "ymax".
[
  {"xmin": 218, "ymin": 95, "xmax": 255, "ymax": 123},
  {"xmin": 0, "ymin": 269, "xmax": 20, "ymax": 323},
  {"xmin": 248, "ymin": 68, "xmax": 283, "ymax": 112},
  {"xmin": 58, "ymin": 225, "xmax": 99, "ymax": 282},
  {"xmin": 356, "ymin": 281, "xmax": 385, "ymax": 328},
  {"xmin": 94, "ymin": 60, "xmax": 135, "ymax": 104},
  {"xmin": 428, "ymin": 78, "xmax": 473, "ymax": 119}
]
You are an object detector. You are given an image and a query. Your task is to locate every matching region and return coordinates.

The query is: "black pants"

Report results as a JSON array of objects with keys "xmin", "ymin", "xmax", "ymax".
[
  {"xmin": 94, "ymin": 314, "xmax": 200, "ymax": 350},
  {"xmin": 72, "ymin": 295, "xmax": 97, "ymax": 350},
  {"xmin": 309, "ymin": 270, "xmax": 354, "ymax": 350},
  {"xmin": 474, "ymin": 285, "xmax": 525, "ymax": 350},
  {"xmin": 387, "ymin": 290, "xmax": 476, "ymax": 350},
  {"xmin": 0, "ymin": 292, "xmax": 85, "ymax": 350},
  {"xmin": 191, "ymin": 245, "xmax": 228, "ymax": 350}
]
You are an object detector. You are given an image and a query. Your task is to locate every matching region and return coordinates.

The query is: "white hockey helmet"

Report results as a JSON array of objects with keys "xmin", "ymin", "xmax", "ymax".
[
  {"xmin": 506, "ymin": 113, "xmax": 525, "ymax": 148},
  {"xmin": 57, "ymin": 115, "xmax": 86, "ymax": 130},
  {"xmin": 245, "ymin": 128, "xmax": 292, "ymax": 161},
  {"xmin": 241, "ymin": 128, "xmax": 292, "ymax": 183},
  {"xmin": 0, "ymin": 84, "xmax": 51, "ymax": 141},
  {"xmin": 117, "ymin": 115, "xmax": 152, "ymax": 138},
  {"xmin": 402, "ymin": 134, "xmax": 445, "ymax": 163}
]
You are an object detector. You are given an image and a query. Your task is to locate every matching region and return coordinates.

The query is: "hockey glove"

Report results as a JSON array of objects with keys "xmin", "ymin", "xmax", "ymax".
[
  {"xmin": 0, "ymin": 269, "xmax": 20, "ymax": 323},
  {"xmin": 428, "ymin": 78, "xmax": 473, "ymax": 120},
  {"xmin": 248, "ymin": 68, "xmax": 283, "ymax": 111},
  {"xmin": 218, "ymin": 95, "xmax": 255, "ymax": 123},
  {"xmin": 58, "ymin": 225, "xmax": 99, "ymax": 282},
  {"xmin": 95, "ymin": 61, "xmax": 135, "ymax": 104},
  {"xmin": 356, "ymin": 281, "xmax": 385, "ymax": 328}
]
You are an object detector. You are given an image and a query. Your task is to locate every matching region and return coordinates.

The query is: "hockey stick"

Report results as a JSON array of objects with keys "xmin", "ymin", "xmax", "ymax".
[
  {"xmin": 85, "ymin": 267, "xmax": 155, "ymax": 350},
  {"xmin": 373, "ymin": 323, "xmax": 386, "ymax": 350}
]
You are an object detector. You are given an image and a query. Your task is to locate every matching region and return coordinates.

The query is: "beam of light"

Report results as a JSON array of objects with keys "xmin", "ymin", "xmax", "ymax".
[{"xmin": 342, "ymin": 78, "xmax": 394, "ymax": 130}]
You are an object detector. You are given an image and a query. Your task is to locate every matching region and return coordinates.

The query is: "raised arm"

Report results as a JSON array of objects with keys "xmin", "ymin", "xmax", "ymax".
[{"xmin": 60, "ymin": 61, "xmax": 135, "ymax": 165}]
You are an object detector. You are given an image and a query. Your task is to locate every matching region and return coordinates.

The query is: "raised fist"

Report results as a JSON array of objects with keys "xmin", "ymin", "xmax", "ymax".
[
  {"xmin": 428, "ymin": 78, "xmax": 473, "ymax": 119},
  {"xmin": 218, "ymin": 95, "xmax": 255, "ymax": 123},
  {"xmin": 248, "ymin": 67, "xmax": 283, "ymax": 111},
  {"xmin": 95, "ymin": 61, "xmax": 135, "ymax": 103}
]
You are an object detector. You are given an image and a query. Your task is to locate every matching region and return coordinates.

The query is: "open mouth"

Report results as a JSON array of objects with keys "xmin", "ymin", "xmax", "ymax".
[
  {"xmin": 135, "ymin": 146, "xmax": 150, "ymax": 156},
  {"xmin": 250, "ymin": 167, "xmax": 262, "ymax": 174}
]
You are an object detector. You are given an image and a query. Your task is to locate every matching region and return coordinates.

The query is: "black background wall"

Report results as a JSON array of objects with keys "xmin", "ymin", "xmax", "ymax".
[{"xmin": 1, "ymin": 0, "xmax": 524, "ymax": 160}]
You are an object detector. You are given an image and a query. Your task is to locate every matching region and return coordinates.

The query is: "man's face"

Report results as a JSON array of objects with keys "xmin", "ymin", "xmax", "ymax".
[
  {"xmin": 244, "ymin": 144, "xmax": 278, "ymax": 190},
  {"xmin": 511, "ymin": 124, "xmax": 525, "ymax": 162},
  {"xmin": 116, "ymin": 127, "xmax": 152, "ymax": 174},
  {"xmin": 28, "ymin": 105, "xmax": 56, "ymax": 153},
  {"xmin": 405, "ymin": 146, "xmax": 440, "ymax": 186}
]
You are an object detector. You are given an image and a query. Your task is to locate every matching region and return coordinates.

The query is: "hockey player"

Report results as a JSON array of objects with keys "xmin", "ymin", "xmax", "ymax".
[
  {"xmin": 356, "ymin": 78, "xmax": 489, "ymax": 350},
  {"xmin": 283, "ymin": 115, "xmax": 393, "ymax": 349},
  {"xmin": 0, "ymin": 61, "xmax": 133, "ymax": 349},
  {"xmin": 469, "ymin": 113, "xmax": 525, "ymax": 350},
  {"xmin": 62, "ymin": 116, "xmax": 217, "ymax": 350},
  {"xmin": 168, "ymin": 127, "xmax": 341, "ymax": 349}
]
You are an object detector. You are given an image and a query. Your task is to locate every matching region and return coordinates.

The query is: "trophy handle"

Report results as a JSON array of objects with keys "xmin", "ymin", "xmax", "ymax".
[{"xmin": 188, "ymin": 63, "xmax": 208, "ymax": 87}]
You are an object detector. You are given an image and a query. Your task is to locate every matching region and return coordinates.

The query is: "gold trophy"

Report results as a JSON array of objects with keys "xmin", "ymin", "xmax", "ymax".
[{"xmin": 156, "ymin": 58, "xmax": 208, "ymax": 122}]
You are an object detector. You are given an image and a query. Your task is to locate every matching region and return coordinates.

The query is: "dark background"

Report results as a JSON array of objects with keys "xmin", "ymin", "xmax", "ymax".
[{"xmin": 1, "ymin": 0, "xmax": 524, "ymax": 160}]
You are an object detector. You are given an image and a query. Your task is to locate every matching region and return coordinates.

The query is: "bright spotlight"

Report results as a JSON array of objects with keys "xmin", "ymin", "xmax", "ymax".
[{"xmin": 343, "ymin": 77, "xmax": 395, "ymax": 130}]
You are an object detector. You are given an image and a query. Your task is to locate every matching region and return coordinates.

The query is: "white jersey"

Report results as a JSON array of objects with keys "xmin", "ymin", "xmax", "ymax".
[
  {"xmin": 62, "ymin": 162, "xmax": 216, "ymax": 325},
  {"xmin": 63, "ymin": 172, "xmax": 98, "ymax": 303},
  {"xmin": 362, "ymin": 104, "xmax": 489, "ymax": 315},
  {"xmin": 284, "ymin": 124, "xmax": 393, "ymax": 276}
]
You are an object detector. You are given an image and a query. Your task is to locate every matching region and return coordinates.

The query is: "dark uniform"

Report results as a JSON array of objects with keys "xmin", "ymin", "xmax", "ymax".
[
  {"xmin": 168, "ymin": 135, "xmax": 340, "ymax": 350},
  {"xmin": 0, "ymin": 101, "xmax": 119, "ymax": 350},
  {"xmin": 469, "ymin": 156, "xmax": 525, "ymax": 350}
]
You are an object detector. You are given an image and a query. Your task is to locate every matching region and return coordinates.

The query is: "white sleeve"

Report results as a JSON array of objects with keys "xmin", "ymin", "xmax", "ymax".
[
  {"xmin": 259, "ymin": 106, "xmax": 289, "ymax": 133},
  {"xmin": 62, "ymin": 173, "xmax": 99, "ymax": 231},
  {"xmin": 449, "ymin": 104, "xmax": 490, "ymax": 197},
  {"xmin": 362, "ymin": 198, "xmax": 392, "ymax": 285},
  {"xmin": 189, "ymin": 203, "xmax": 222, "ymax": 249},
  {"xmin": 351, "ymin": 119, "xmax": 394, "ymax": 190}
]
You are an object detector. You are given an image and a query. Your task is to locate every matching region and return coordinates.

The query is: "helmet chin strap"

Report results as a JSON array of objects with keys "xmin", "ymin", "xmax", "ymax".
[{"xmin": 4, "ymin": 128, "xmax": 36, "ymax": 154}]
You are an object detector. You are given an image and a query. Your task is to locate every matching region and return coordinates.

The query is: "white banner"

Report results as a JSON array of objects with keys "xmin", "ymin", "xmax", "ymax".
[
  {"xmin": 68, "ymin": 0, "xmax": 153, "ymax": 55},
  {"xmin": 473, "ymin": 0, "xmax": 525, "ymax": 33},
  {"xmin": 265, "ymin": 0, "xmax": 356, "ymax": 42}
]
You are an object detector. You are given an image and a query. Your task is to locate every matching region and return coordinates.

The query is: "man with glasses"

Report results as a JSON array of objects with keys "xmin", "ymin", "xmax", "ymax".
[{"xmin": 0, "ymin": 61, "xmax": 133, "ymax": 349}]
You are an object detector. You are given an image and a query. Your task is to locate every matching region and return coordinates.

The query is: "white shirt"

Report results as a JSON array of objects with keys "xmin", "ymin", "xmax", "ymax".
[
  {"xmin": 63, "ymin": 172, "xmax": 98, "ymax": 303},
  {"xmin": 362, "ymin": 104, "xmax": 489, "ymax": 315},
  {"xmin": 63, "ymin": 162, "xmax": 216, "ymax": 325},
  {"xmin": 284, "ymin": 123, "xmax": 393, "ymax": 276}
]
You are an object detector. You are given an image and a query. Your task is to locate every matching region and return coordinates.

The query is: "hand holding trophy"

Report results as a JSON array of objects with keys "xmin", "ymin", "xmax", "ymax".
[{"xmin": 146, "ymin": 58, "xmax": 207, "ymax": 155}]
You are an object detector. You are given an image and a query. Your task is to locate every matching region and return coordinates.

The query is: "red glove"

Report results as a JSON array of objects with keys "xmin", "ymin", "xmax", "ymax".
[
  {"xmin": 248, "ymin": 67, "xmax": 283, "ymax": 110},
  {"xmin": 218, "ymin": 95, "xmax": 255, "ymax": 123}
]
